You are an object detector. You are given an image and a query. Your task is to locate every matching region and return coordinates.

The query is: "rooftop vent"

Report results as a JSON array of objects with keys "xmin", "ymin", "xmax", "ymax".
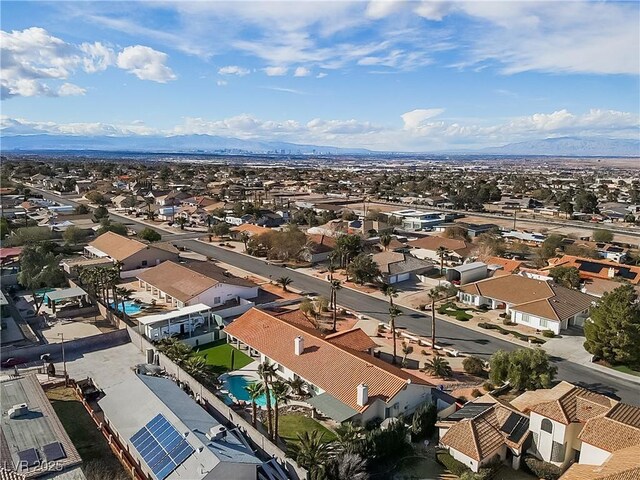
[
  {"xmin": 8, "ymin": 403, "xmax": 28, "ymax": 419},
  {"xmin": 206, "ymin": 425, "xmax": 227, "ymax": 441}
]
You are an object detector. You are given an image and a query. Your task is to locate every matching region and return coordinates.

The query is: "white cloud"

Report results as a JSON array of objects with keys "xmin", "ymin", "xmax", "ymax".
[
  {"xmin": 293, "ymin": 66, "xmax": 311, "ymax": 77},
  {"xmin": 316, "ymin": 72, "xmax": 328, "ymax": 78},
  {"xmin": 116, "ymin": 45, "xmax": 176, "ymax": 82},
  {"xmin": 218, "ymin": 65, "xmax": 250, "ymax": 76},
  {"xmin": 263, "ymin": 66, "xmax": 288, "ymax": 76},
  {"xmin": 401, "ymin": 108, "xmax": 446, "ymax": 130},
  {"xmin": 0, "ymin": 26, "xmax": 175, "ymax": 99},
  {"xmin": 58, "ymin": 83, "xmax": 87, "ymax": 96},
  {"xmin": 216, "ymin": 80, "xmax": 228, "ymax": 87}
]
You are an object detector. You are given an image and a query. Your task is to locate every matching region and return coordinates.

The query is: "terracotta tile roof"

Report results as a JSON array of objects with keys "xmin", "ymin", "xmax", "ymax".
[
  {"xmin": 224, "ymin": 308, "xmax": 432, "ymax": 413},
  {"xmin": 547, "ymin": 255, "xmax": 640, "ymax": 285},
  {"xmin": 560, "ymin": 445, "xmax": 640, "ymax": 480},
  {"xmin": 579, "ymin": 416, "xmax": 640, "ymax": 453},
  {"xmin": 181, "ymin": 261, "xmax": 258, "ymax": 288},
  {"xmin": 230, "ymin": 223, "xmax": 271, "ymax": 236},
  {"xmin": 441, "ymin": 403, "xmax": 529, "ymax": 461},
  {"xmin": 324, "ymin": 329, "xmax": 378, "ymax": 352},
  {"xmin": 514, "ymin": 284, "xmax": 594, "ymax": 321},
  {"xmin": 511, "ymin": 381, "xmax": 576, "ymax": 413},
  {"xmin": 137, "ymin": 261, "xmax": 219, "ymax": 302},
  {"xmin": 485, "ymin": 256, "xmax": 523, "ymax": 274},
  {"xmin": 89, "ymin": 231, "xmax": 148, "ymax": 261},
  {"xmin": 530, "ymin": 383, "xmax": 617, "ymax": 425},
  {"xmin": 408, "ymin": 236, "xmax": 472, "ymax": 257},
  {"xmin": 460, "ymin": 274, "xmax": 554, "ymax": 305},
  {"xmin": 305, "ymin": 234, "xmax": 337, "ymax": 254},
  {"xmin": 372, "ymin": 251, "xmax": 433, "ymax": 275}
]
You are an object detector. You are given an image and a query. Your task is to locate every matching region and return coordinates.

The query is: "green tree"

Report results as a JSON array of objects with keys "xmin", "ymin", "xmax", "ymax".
[
  {"xmin": 212, "ymin": 222, "xmax": 231, "ymax": 237},
  {"xmin": 574, "ymin": 191, "xmax": 598, "ymax": 214},
  {"xmin": 539, "ymin": 234, "xmax": 564, "ymax": 261},
  {"xmin": 324, "ymin": 453, "xmax": 369, "ymax": 480},
  {"xmin": 584, "ymin": 284, "xmax": 640, "ymax": 368},
  {"xmin": 379, "ymin": 233, "xmax": 392, "ymax": 251},
  {"xmin": 287, "ymin": 431, "xmax": 330, "ymax": 476},
  {"xmin": 592, "ymin": 229, "xmax": 614, "ymax": 243},
  {"xmin": 175, "ymin": 216, "xmax": 188, "ymax": 230},
  {"xmin": 74, "ymin": 204, "xmax": 90, "ymax": 215},
  {"xmin": 17, "ymin": 246, "xmax": 65, "ymax": 314},
  {"xmin": 8, "ymin": 226, "xmax": 52, "ymax": 246},
  {"xmin": 334, "ymin": 423, "xmax": 366, "ymax": 454},
  {"xmin": 85, "ymin": 191, "xmax": 106, "ymax": 205},
  {"xmin": 239, "ymin": 231, "xmax": 250, "ymax": 251},
  {"xmin": 245, "ymin": 382, "xmax": 264, "ymax": 428},
  {"xmin": 380, "ymin": 282, "xmax": 399, "ymax": 363},
  {"xmin": 0, "ymin": 217, "xmax": 9, "ymax": 240},
  {"xmin": 346, "ymin": 254, "xmax": 381, "ymax": 285},
  {"xmin": 138, "ymin": 227, "xmax": 161, "ymax": 243},
  {"xmin": 96, "ymin": 219, "xmax": 128, "ymax": 237},
  {"xmin": 462, "ymin": 356, "xmax": 485, "ymax": 376},
  {"xmin": 549, "ymin": 266, "xmax": 581, "ymax": 289},
  {"xmin": 257, "ymin": 361, "xmax": 276, "ymax": 440},
  {"xmin": 62, "ymin": 226, "xmax": 88, "ymax": 246},
  {"xmin": 333, "ymin": 234, "xmax": 363, "ymax": 267},
  {"xmin": 489, "ymin": 349, "xmax": 557, "ymax": 391},
  {"xmin": 423, "ymin": 357, "xmax": 453, "ymax": 378},
  {"xmin": 411, "ymin": 402, "xmax": 438, "ymax": 441},
  {"xmin": 271, "ymin": 380, "xmax": 291, "ymax": 440},
  {"xmin": 93, "ymin": 205, "xmax": 109, "ymax": 220}
]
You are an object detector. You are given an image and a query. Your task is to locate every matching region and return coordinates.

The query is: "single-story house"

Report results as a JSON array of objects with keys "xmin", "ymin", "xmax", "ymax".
[
  {"xmin": 372, "ymin": 251, "xmax": 435, "ymax": 284},
  {"xmin": 459, "ymin": 275, "xmax": 595, "ymax": 334},
  {"xmin": 407, "ymin": 236, "xmax": 473, "ymax": 265},
  {"xmin": 547, "ymin": 255, "xmax": 640, "ymax": 285},
  {"xmin": 86, "ymin": 231, "xmax": 179, "ymax": 273},
  {"xmin": 137, "ymin": 260, "xmax": 258, "ymax": 310},
  {"xmin": 301, "ymin": 234, "xmax": 337, "ymax": 263},
  {"xmin": 225, "ymin": 308, "xmax": 455, "ymax": 424}
]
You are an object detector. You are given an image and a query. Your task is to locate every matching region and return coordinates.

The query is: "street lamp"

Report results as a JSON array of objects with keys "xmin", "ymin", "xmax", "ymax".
[{"xmin": 57, "ymin": 333, "xmax": 67, "ymax": 386}]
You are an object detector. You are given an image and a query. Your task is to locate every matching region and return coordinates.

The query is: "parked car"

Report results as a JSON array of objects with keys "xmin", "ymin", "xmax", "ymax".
[{"xmin": 1, "ymin": 357, "xmax": 27, "ymax": 368}]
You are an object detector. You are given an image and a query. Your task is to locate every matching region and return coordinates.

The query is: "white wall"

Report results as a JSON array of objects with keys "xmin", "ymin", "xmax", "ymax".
[
  {"xmin": 450, "ymin": 448, "xmax": 480, "ymax": 472},
  {"xmin": 529, "ymin": 412, "xmax": 581, "ymax": 467},
  {"xmin": 512, "ymin": 311, "xmax": 561, "ymax": 335},
  {"xmin": 188, "ymin": 283, "xmax": 259, "ymax": 308},
  {"xmin": 579, "ymin": 442, "xmax": 611, "ymax": 466}
]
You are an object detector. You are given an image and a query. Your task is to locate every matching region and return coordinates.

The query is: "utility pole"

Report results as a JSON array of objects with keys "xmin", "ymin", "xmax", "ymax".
[{"xmin": 513, "ymin": 209, "xmax": 518, "ymax": 230}]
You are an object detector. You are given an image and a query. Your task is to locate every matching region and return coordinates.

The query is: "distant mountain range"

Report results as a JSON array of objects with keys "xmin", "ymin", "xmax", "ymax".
[
  {"xmin": 1, "ymin": 133, "xmax": 638, "ymax": 157},
  {"xmin": 478, "ymin": 136, "xmax": 640, "ymax": 157},
  {"xmin": 0, "ymin": 134, "xmax": 371, "ymax": 155}
]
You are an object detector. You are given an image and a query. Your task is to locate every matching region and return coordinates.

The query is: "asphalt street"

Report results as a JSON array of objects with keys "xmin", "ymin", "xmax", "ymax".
[{"xmin": 177, "ymin": 238, "xmax": 640, "ymax": 405}]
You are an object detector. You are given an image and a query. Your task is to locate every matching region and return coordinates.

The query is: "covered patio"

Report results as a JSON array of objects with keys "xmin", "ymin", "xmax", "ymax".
[
  {"xmin": 45, "ymin": 287, "xmax": 90, "ymax": 314},
  {"xmin": 136, "ymin": 303, "xmax": 222, "ymax": 340}
]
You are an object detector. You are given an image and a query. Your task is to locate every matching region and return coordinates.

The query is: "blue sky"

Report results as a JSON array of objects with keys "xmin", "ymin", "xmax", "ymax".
[{"xmin": 1, "ymin": 0, "xmax": 639, "ymax": 151}]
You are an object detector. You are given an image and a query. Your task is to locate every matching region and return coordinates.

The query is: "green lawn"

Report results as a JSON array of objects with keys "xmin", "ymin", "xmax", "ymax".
[
  {"xmin": 47, "ymin": 387, "xmax": 127, "ymax": 479},
  {"xmin": 437, "ymin": 302, "xmax": 473, "ymax": 321},
  {"xmin": 193, "ymin": 340, "xmax": 253, "ymax": 374},
  {"xmin": 611, "ymin": 364, "xmax": 640, "ymax": 377},
  {"xmin": 278, "ymin": 414, "xmax": 337, "ymax": 446}
]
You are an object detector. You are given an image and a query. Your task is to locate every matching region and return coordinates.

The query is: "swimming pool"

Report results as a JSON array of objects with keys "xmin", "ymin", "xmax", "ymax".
[
  {"xmin": 110, "ymin": 300, "xmax": 145, "ymax": 315},
  {"xmin": 224, "ymin": 375, "xmax": 272, "ymax": 407}
]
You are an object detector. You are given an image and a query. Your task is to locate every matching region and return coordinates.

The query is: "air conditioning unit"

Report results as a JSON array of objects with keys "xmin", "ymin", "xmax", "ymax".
[
  {"xmin": 206, "ymin": 425, "xmax": 227, "ymax": 441},
  {"xmin": 8, "ymin": 403, "xmax": 28, "ymax": 418}
]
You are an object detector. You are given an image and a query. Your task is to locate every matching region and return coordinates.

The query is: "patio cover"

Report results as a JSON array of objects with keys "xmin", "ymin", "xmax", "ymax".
[
  {"xmin": 84, "ymin": 245, "xmax": 109, "ymax": 257},
  {"xmin": 306, "ymin": 392, "xmax": 359, "ymax": 423},
  {"xmin": 137, "ymin": 303, "xmax": 213, "ymax": 326},
  {"xmin": 45, "ymin": 287, "xmax": 88, "ymax": 302}
]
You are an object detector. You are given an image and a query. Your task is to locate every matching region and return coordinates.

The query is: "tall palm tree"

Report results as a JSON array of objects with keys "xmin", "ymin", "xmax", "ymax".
[
  {"xmin": 115, "ymin": 287, "xmax": 134, "ymax": 320},
  {"xmin": 271, "ymin": 380, "xmax": 291, "ymax": 440},
  {"xmin": 287, "ymin": 431, "xmax": 330, "ymax": 474},
  {"xmin": 330, "ymin": 279, "xmax": 342, "ymax": 332},
  {"xmin": 286, "ymin": 377, "xmax": 305, "ymax": 397},
  {"xmin": 183, "ymin": 356, "xmax": 209, "ymax": 380},
  {"xmin": 257, "ymin": 361, "xmax": 277, "ymax": 440},
  {"xmin": 428, "ymin": 285, "xmax": 448, "ymax": 351},
  {"xmin": 325, "ymin": 453, "xmax": 369, "ymax": 480},
  {"xmin": 424, "ymin": 356, "xmax": 453, "ymax": 378},
  {"xmin": 379, "ymin": 232, "xmax": 392, "ymax": 251},
  {"xmin": 239, "ymin": 231, "xmax": 250, "ymax": 251},
  {"xmin": 245, "ymin": 382, "xmax": 264, "ymax": 427},
  {"xmin": 380, "ymin": 282, "xmax": 399, "ymax": 364},
  {"xmin": 436, "ymin": 246, "xmax": 450, "ymax": 275},
  {"xmin": 276, "ymin": 276, "xmax": 293, "ymax": 292}
]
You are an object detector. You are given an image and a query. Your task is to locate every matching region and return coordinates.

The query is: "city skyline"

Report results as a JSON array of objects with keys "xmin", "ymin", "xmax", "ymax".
[{"xmin": 1, "ymin": 0, "xmax": 639, "ymax": 151}]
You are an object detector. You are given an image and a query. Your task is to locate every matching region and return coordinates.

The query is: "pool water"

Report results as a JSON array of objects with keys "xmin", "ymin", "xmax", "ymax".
[
  {"xmin": 110, "ymin": 300, "xmax": 144, "ymax": 315},
  {"xmin": 224, "ymin": 375, "xmax": 272, "ymax": 407}
]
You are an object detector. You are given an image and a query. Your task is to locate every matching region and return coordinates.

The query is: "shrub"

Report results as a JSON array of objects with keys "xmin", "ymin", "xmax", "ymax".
[
  {"xmin": 483, "ymin": 381, "xmax": 494, "ymax": 391},
  {"xmin": 530, "ymin": 337, "xmax": 546, "ymax": 345},
  {"xmin": 542, "ymin": 330, "xmax": 555, "ymax": 338},
  {"xmin": 471, "ymin": 388, "xmax": 482, "ymax": 398},
  {"xmin": 418, "ymin": 303, "xmax": 426, "ymax": 311},
  {"xmin": 502, "ymin": 318, "xmax": 515, "ymax": 326},
  {"xmin": 455, "ymin": 311, "xmax": 472, "ymax": 321},
  {"xmin": 436, "ymin": 451, "xmax": 470, "ymax": 477},
  {"xmin": 457, "ymin": 395, "xmax": 468, "ymax": 403},
  {"xmin": 498, "ymin": 313, "xmax": 507, "ymax": 318},
  {"xmin": 463, "ymin": 356, "xmax": 485, "ymax": 375},
  {"xmin": 421, "ymin": 349, "xmax": 428, "ymax": 356},
  {"xmin": 523, "ymin": 456, "xmax": 563, "ymax": 480}
]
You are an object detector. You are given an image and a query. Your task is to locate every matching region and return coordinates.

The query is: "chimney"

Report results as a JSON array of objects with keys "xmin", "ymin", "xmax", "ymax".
[
  {"xmin": 608, "ymin": 267, "xmax": 616, "ymax": 279},
  {"xmin": 357, "ymin": 384, "xmax": 368, "ymax": 407},
  {"xmin": 294, "ymin": 336, "xmax": 304, "ymax": 355}
]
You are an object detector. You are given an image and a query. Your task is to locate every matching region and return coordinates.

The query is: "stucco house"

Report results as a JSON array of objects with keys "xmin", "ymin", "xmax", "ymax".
[
  {"xmin": 372, "ymin": 251, "xmax": 435, "ymax": 284},
  {"xmin": 458, "ymin": 275, "xmax": 594, "ymax": 334},
  {"xmin": 137, "ymin": 260, "xmax": 258, "ymax": 311},
  {"xmin": 224, "ymin": 308, "xmax": 455, "ymax": 424},
  {"xmin": 85, "ymin": 231, "xmax": 179, "ymax": 274},
  {"xmin": 408, "ymin": 236, "xmax": 473, "ymax": 265}
]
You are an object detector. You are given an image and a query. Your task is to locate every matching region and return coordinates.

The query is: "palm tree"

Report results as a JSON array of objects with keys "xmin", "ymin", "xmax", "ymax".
[
  {"xmin": 183, "ymin": 356, "xmax": 209, "ymax": 380},
  {"xmin": 287, "ymin": 430, "xmax": 330, "ymax": 474},
  {"xmin": 325, "ymin": 453, "xmax": 369, "ymax": 480},
  {"xmin": 163, "ymin": 338, "xmax": 192, "ymax": 366},
  {"xmin": 115, "ymin": 287, "xmax": 134, "ymax": 320},
  {"xmin": 271, "ymin": 380, "xmax": 291, "ymax": 440},
  {"xmin": 176, "ymin": 216, "xmax": 188, "ymax": 230},
  {"xmin": 379, "ymin": 232, "xmax": 392, "ymax": 251},
  {"xmin": 427, "ymin": 285, "xmax": 448, "ymax": 351},
  {"xmin": 334, "ymin": 423, "xmax": 365, "ymax": 454},
  {"xmin": 380, "ymin": 282, "xmax": 399, "ymax": 364},
  {"xmin": 286, "ymin": 377, "xmax": 305, "ymax": 397},
  {"xmin": 329, "ymin": 279, "xmax": 342, "ymax": 331},
  {"xmin": 401, "ymin": 341, "xmax": 414, "ymax": 367},
  {"xmin": 239, "ymin": 231, "xmax": 250, "ymax": 251},
  {"xmin": 276, "ymin": 276, "xmax": 293, "ymax": 292},
  {"xmin": 245, "ymin": 382, "xmax": 264, "ymax": 427},
  {"xmin": 436, "ymin": 246, "xmax": 450, "ymax": 275},
  {"xmin": 257, "ymin": 361, "xmax": 277, "ymax": 440},
  {"xmin": 424, "ymin": 357, "xmax": 453, "ymax": 378}
]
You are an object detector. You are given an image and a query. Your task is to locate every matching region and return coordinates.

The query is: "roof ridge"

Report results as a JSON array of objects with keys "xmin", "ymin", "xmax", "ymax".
[{"xmin": 258, "ymin": 308, "xmax": 426, "ymax": 384}]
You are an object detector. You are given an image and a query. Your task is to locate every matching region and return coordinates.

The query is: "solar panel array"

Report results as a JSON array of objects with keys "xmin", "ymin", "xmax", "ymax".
[
  {"xmin": 130, "ymin": 413, "xmax": 194, "ymax": 480},
  {"xmin": 43, "ymin": 442, "xmax": 66, "ymax": 462},
  {"xmin": 17, "ymin": 448, "xmax": 39, "ymax": 468}
]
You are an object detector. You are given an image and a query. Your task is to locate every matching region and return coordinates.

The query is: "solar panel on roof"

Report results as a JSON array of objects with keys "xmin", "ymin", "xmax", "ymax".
[
  {"xmin": 500, "ymin": 412, "xmax": 520, "ymax": 434},
  {"xmin": 507, "ymin": 417, "xmax": 530, "ymax": 443},
  {"xmin": 17, "ymin": 448, "xmax": 39, "ymax": 468},
  {"xmin": 43, "ymin": 442, "xmax": 66, "ymax": 462},
  {"xmin": 130, "ymin": 413, "xmax": 195, "ymax": 480}
]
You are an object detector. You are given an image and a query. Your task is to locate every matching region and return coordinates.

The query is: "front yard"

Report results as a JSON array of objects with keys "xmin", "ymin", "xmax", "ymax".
[{"xmin": 193, "ymin": 340, "xmax": 253, "ymax": 374}]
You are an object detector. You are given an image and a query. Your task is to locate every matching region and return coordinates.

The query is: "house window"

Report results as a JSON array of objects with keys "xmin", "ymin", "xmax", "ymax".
[
  {"xmin": 540, "ymin": 318, "xmax": 548, "ymax": 328},
  {"xmin": 141, "ymin": 260, "xmax": 148, "ymax": 266},
  {"xmin": 541, "ymin": 418, "xmax": 553, "ymax": 433},
  {"xmin": 277, "ymin": 364, "xmax": 284, "ymax": 373},
  {"xmin": 214, "ymin": 296, "xmax": 221, "ymax": 304}
]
